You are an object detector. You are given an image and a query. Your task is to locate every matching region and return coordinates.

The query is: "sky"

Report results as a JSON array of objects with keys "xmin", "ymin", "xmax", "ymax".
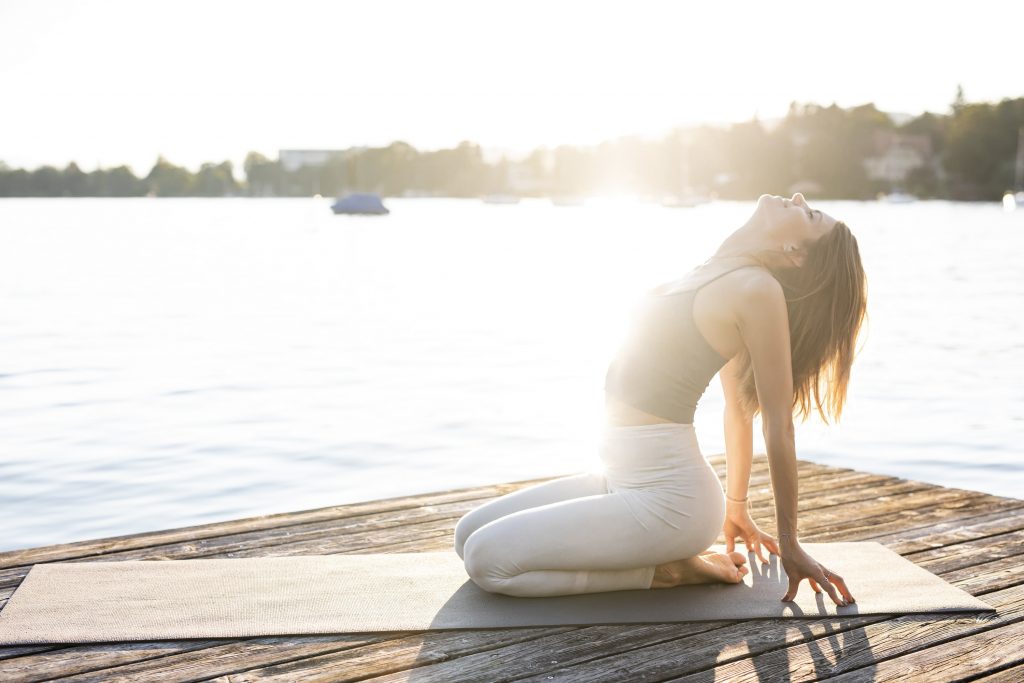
[{"xmin": 1, "ymin": 0, "xmax": 1020, "ymax": 174}]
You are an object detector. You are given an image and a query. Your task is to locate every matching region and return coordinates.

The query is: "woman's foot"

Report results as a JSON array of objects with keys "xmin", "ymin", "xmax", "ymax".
[{"xmin": 650, "ymin": 551, "xmax": 749, "ymax": 588}]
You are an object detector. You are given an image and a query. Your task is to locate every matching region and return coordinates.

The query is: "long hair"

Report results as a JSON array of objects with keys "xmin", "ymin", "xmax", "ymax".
[{"xmin": 734, "ymin": 221, "xmax": 868, "ymax": 423}]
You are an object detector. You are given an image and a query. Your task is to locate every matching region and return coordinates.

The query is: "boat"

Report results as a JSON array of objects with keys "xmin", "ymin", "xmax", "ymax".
[
  {"xmin": 482, "ymin": 194, "xmax": 521, "ymax": 204},
  {"xmin": 550, "ymin": 195, "xmax": 586, "ymax": 207},
  {"xmin": 330, "ymin": 193, "xmax": 389, "ymax": 215},
  {"xmin": 1002, "ymin": 126, "xmax": 1024, "ymax": 210}
]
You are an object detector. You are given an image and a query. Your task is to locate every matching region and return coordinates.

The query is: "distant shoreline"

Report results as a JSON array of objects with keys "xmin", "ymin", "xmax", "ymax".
[{"xmin": 3, "ymin": 95, "xmax": 1023, "ymax": 202}]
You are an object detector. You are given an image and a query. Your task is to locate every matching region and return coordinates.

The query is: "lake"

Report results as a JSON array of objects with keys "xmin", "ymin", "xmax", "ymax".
[{"xmin": 1, "ymin": 196, "xmax": 1022, "ymax": 552}]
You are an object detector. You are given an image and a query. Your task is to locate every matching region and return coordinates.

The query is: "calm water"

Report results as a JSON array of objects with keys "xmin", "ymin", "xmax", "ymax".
[{"xmin": 1, "ymin": 197, "xmax": 1022, "ymax": 552}]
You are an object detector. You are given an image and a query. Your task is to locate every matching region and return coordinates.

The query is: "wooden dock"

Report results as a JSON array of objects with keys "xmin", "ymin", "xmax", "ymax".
[{"xmin": 1, "ymin": 454, "xmax": 1022, "ymax": 682}]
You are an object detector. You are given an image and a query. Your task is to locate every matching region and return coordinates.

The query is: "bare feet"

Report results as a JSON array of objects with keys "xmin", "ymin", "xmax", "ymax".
[{"xmin": 650, "ymin": 551, "xmax": 749, "ymax": 588}]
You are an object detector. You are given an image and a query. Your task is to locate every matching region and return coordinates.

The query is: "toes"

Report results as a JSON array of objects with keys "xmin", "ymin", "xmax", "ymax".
[{"xmin": 728, "ymin": 551, "xmax": 747, "ymax": 565}]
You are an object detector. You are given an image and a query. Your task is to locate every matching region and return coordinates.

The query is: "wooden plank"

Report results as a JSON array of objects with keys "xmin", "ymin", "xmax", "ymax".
[
  {"xmin": 0, "ymin": 640, "xmax": 236, "ymax": 683},
  {"xmin": 0, "ymin": 521, "xmax": 459, "ymax": 593},
  {"xmin": 789, "ymin": 490, "xmax": 1001, "ymax": 539},
  {"xmin": 971, "ymin": 661, "xmax": 1024, "ymax": 681},
  {"xmin": 23, "ymin": 629, "xmax": 580, "ymax": 683},
  {"xmin": 0, "ymin": 645, "xmax": 60, "ymax": 662},
  {"xmin": 0, "ymin": 635, "xmax": 407, "ymax": 683},
  {"xmin": 218, "ymin": 623, "xmax": 733, "ymax": 683},
  {"xmin": 0, "ymin": 478, "xmax": 564, "ymax": 570},
  {"xmin": 868, "ymin": 503, "xmax": 1024, "ymax": 553},
  {"xmin": 808, "ymin": 498, "xmax": 1024, "ymax": 546},
  {"xmin": 825, "ymin": 617, "xmax": 1024, "ymax": 682},
  {"xmin": 733, "ymin": 469, "xmax": 900, "ymax": 502},
  {"xmin": 903, "ymin": 529, "xmax": 1024, "ymax": 573},
  {"xmin": 938, "ymin": 553, "xmax": 1024, "ymax": 595}
]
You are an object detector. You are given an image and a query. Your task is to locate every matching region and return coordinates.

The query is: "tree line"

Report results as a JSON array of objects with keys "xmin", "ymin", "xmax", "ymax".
[{"xmin": 2, "ymin": 90, "xmax": 1022, "ymax": 201}]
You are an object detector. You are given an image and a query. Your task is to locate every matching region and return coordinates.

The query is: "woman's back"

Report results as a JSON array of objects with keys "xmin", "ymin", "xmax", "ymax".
[{"xmin": 604, "ymin": 262, "xmax": 768, "ymax": 427}]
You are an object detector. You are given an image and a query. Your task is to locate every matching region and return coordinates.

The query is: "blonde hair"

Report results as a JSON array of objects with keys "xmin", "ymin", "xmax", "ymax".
[{"xmin": 735, "ymin": 221, "xmax": 868, "ymax": 423}]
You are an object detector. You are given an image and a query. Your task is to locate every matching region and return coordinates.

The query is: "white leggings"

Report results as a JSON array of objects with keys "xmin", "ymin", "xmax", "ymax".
[{"xmin": 454, "ymin": 422, "xmax": 726, "ymax": 597}]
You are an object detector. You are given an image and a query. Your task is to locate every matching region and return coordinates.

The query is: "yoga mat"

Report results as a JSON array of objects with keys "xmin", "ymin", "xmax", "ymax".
[{"xmin": 0, "ymin": 541, "xmax": 993, "ymax": 644}]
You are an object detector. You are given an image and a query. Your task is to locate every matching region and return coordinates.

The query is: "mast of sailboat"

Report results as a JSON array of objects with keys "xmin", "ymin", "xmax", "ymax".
[{"xmin": 1015, "ymin": 126, "xmax": 1024, "ymax": 192}]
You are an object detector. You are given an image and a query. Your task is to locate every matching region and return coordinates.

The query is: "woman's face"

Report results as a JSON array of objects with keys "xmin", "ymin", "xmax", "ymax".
[{"xmin": 756, "ymin": 192, "xmax": 838, "ymax": 246}]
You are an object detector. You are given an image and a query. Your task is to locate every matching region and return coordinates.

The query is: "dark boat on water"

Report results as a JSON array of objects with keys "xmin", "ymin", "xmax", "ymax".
[{"xmin": 330, "ymin": 193, "xmax": 390, "ymax": 215}]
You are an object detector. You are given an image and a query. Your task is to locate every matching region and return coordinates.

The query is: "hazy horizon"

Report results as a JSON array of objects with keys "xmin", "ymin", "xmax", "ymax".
[{"xmin": 2, "ymin": 0, "xmax": 1020, "ymax": 174}]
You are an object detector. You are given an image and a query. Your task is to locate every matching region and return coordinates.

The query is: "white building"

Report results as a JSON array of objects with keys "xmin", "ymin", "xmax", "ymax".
[
  {"xmin": 278, "ymin": 149, "xmax": 364, "ymax": 173},
  {"xmin": 862, "ymin": 132, "xmax": 933, "ymax": 183}
]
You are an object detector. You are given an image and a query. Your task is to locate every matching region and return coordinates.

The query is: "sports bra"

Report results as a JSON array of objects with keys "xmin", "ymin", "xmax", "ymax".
[{"xmin": 604, "ymin": 264, "xmax": 760, "ymax": 424}]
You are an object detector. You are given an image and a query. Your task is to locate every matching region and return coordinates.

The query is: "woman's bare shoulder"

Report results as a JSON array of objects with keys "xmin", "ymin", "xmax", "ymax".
[
  {"xmin": 727, "ymin": 268, "xmax": 786, "ymax": 321},
  {"xmin": 700, "ymin": 266, "xmax": 784, "ymax": 321},
  {"xmin": 732, "ymin": 266, "xmax": 781, "ymax": 293}
]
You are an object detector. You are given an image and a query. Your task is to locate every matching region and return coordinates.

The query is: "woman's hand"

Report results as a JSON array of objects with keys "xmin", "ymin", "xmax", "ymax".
[
  {"xmin": 722, "ymin": 500, "xmax": 780, "ymax": 565},
  {"xmin": 779, "ymin": 541, "xmax": 856, "ymax": 606}
]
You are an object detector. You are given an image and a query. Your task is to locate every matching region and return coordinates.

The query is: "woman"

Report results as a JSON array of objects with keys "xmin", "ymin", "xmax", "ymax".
[{"xmin": 454, "ymin": 192, "xmax": 866, "ymax": 607}]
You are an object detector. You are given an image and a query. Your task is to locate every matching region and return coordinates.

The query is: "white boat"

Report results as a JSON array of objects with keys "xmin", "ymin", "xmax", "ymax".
[
  {"xmin": 550, "ymin": 195, "xmax": 586, "ymax": 206},
  {"xmin": 482, "ymin": 194, "xmax": 521, "ymax": 204},
  {"xmin": 1004, "ymin": 126, "xmax": 1024, "ymax": 210}
]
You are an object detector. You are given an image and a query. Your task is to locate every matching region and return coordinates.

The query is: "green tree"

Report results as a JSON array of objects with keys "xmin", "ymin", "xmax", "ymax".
[
  {"xmin": 195, "ymin": 161, "xmax": 239, "ymax": 196},
  {"xmin": 944, "ymin": 97, "xmax": 1024, "ymax": 199},
  {"xmin": 145, "ymin": 156, "xmax": 194, "ymax": 196}
]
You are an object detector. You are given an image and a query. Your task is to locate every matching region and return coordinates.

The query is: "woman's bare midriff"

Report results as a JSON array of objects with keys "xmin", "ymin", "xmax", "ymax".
[{"xmin": 604, "ymin": 394, "xmax": 684, "ymax": 427}]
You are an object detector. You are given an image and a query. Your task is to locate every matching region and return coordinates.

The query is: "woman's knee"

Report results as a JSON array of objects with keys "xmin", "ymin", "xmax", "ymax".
[
  {"xmin": 452, "ymin": 509, "xmax": 480, "ymax": 560},
  {"xmin": 461, "ymin": 527, "xmax": 510, "ymax": 593},
  {"xmin": 464, "ymin": 528, "xmax": 528, "ymax": 593}
]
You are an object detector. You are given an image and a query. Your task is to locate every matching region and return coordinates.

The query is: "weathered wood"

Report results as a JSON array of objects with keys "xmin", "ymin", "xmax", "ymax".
[
  {"xmin": 0, "ymin": 478, "xmax": 563, "ymax": 570},
  {"xmin": 659, "ymin": 585, "xmax": 1024, "ymax": 682},
  {"xmin": 0, "ymin": 461, "xmax": 891, "ymax": 594},
  {"xmin": 809, "ymin": 497, "xmax": 1024, "ymax": 546},
  {"xmin": 0, "ymin": 456, "xmax": 1020, "ymax": 682},
  {"xmin": 825, "ymin": 616, "xmax": 1024, "ymax": 682},
  {"xmin": 0, "ymin": 644, "xmax": 59, "ymax": 662},
  {"xmin": 274, "ymin": 529, "xmax": 1024, "ymax": 683},
  {"xmin": 865, "ymin": 503, "xmax": 1024, "ymax": 553},
  {"xmin": 972, "ymin": 661, "xmax": 1024, "ymax": 682},
  {"xmin": 0, "ymin": 458, "xmax": 828, "ymax": 580}
]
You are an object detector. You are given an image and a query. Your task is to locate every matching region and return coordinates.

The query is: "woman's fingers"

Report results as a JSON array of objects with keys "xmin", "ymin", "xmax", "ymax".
[
  {"xmin": 782, "ymin": 574, "xmax": 801, "ymax": 601},
  {"xmin": 827, "ymin": 571, "xmax": 856, "ymax": 603},
  {"xmin": 726, "ymin": 536, "xmax": 735, "ymax": 553},
  {"xmin": 808, "ymin": 578, "xmax": 823, "ymax": 593},
  {"xmin": 751, "ymin": 537, "xmax": 768, "ymax": 564},
  {"xmin": 817, "ymin": 569, "xmax": 847, "ymax": 606},
  {"xmin": 762, "ymin": 535, "xmax": 781, "ymax": 556}
]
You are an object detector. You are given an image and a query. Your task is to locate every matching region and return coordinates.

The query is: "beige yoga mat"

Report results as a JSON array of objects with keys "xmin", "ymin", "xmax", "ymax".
[{"xmin": 0, "ymin": 541, "xmax": 993, "ymax": 644}]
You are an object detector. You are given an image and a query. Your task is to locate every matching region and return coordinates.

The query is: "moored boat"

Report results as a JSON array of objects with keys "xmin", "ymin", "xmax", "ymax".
[{"xmin": 331, "ymin": 193, "xmax": 390, "ymax": 215}]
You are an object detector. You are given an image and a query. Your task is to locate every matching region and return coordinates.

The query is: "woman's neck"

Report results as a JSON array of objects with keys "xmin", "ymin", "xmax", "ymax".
[{"xmin": 708, "ymin": 224, "xmax": 779, "ymax": 269}]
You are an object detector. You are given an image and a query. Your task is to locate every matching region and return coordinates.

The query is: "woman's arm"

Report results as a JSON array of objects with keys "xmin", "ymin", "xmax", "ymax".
[
  {"xmin": 720, "ymin": 355, "xmax": 754, "ymax": 501},
  {"xmin": 734, "ymin": 275, "xmax": 799, "ymax": 542},
  {"xmin": 734, "ymin": 272, "xmax": 853, "ymax": 605},
  {"xmin": 720, "ymin": 353, "xmax": 779, "ymax": 562}
]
